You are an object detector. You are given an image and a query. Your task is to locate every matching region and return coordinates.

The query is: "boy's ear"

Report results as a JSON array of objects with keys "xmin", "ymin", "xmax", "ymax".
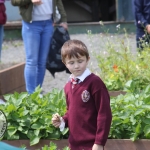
[{"xmin": 88, "ymin": 57, "xmax": 90, "ymax": 61}]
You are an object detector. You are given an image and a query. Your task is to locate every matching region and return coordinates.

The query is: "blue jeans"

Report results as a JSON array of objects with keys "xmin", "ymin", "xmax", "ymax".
[
  {"xmin": 0, "ymin": 25, "xmax": 4, "ymax": 60},
  {"xmin": 22, "ymin": 19, "xmax": 54, "ymax": 94}
]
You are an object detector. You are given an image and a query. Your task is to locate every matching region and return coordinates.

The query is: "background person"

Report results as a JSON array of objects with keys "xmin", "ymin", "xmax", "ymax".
[
  {"xmin": 134, "ymin": 0, "xmax": 150, "ymax": 50},
  {"xmin": 52, "ymin": 40, "xmax": 112, "ymax": 150},
  {"xmin": 0, "ymin": 0, "xmax": 6, "ymax": 61},
  {"xmin": 11, "ymin": 0, "xmax": 68, "ymax": 94}
]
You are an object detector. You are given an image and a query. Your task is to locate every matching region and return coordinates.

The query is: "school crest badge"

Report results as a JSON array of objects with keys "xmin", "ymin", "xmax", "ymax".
[{"xmin": 81, "ymin": 90, "xmax": 90, "ymax": 102}]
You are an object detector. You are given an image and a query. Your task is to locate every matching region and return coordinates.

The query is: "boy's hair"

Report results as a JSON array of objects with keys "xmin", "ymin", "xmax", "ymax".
[{"xmin": 61, "ymin": 39, "xmax": 89, "ymax": 63}]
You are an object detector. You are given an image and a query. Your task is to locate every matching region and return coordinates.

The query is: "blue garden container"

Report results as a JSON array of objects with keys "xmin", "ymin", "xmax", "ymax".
[{"xmin": 0, "ymin": 142, "xmax": 25, "ymax": 150}]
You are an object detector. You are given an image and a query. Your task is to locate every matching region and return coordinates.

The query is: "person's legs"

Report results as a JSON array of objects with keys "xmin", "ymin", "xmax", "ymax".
[
  {"xmin": 36, "ymin": 20, "xmax": 54, "ymax": 88},
  {"xmin": 0, "ymin": 25, "xmax": 4, "ymax": 61},
  {"xmin": 22, "ymin": 20, "xmax": 53, "ymax": 94}
]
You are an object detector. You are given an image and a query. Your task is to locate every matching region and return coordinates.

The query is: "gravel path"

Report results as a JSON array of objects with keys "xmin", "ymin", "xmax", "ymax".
[{"xmin": 1, "ymin": 33, "xmax": 136, "ymax": 93}]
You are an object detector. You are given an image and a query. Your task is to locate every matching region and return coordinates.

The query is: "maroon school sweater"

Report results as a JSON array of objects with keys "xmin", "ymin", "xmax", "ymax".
[{"xmin": 63, "ymin": 73, "xmax": 112, "ymax": 150}]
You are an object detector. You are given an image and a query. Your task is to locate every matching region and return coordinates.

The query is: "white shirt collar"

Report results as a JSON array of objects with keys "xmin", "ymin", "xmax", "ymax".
[{"xmin": 70, "ymin": 68, "xmax": 91, "ymax": 82}]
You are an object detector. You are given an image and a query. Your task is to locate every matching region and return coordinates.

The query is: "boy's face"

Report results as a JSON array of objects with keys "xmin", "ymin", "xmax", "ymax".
[{"xmin": 64, "ymin": 54, "xmax": 90, "ymax": 77}]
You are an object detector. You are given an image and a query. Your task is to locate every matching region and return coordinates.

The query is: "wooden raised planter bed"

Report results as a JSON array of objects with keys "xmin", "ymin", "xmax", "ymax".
[
  {"xmin": 2, "ymin": 139, "xmax": 150, "ymax": 150},
  {"xmin": 3, "ymin": 139, "xmax": 68, "ymax": 150},
  {"xmin": 0, "ymin": 62, "xmax": 26, "ymax": 99},
  {"xmin": 109, "ymin": 91, "xmax": 126, "ymax": 97}
]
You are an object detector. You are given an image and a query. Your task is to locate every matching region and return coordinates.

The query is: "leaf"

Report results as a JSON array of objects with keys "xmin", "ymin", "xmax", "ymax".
[
  {"xmin": 144, "ymin": 96, "xmax": 150, "ymax": 104},
  {"xmin": 30, "ymin": 136, "xmax": 40, "ymax": 146},
  {"xmin": 27, "ymin": 130, "xmax": 34, "ymax": 139},
  {"xmin": 18, "ymin": 126, "xmax": 23, "ymax": 131},
  {"xmin": 130, "ymin": 115, "xmax": 136, "ymax": 125},
  {"xmin": 63, "ymin": 147, "xmax": 70, "ymax": 150},
  {"xmin": 11, "ymin": 112, "xmax": 20, "ymax": 121},
  {"xmin": 135, "ymin": 123, "xmax": 141, "ymax": 134},
  {"xmin": 19, "ymin": 92, "xmax": 29, "ymax": 100},
  {"xmin": 31, "ymin": 123, "xmax": 43, "ymax": 129},
  {"xmin": 61, "ymin": 128, "xmax": 69, "ymax": 135},
  {"xmin": 143, "ymin": 118, "xmax": 150, "ymax": 125},
  {"xmin": 7, "ymin": 133, "xmax": 19, "ymax": 140},
  {"xmin": 48, "ymin": 130, "xmax": 61, "ymax": 139},
  {"xmin": 3, "ymin": 94, "xmax": 12, "ymax": 101},
  {"xmin": 59, "ymin": 90, "xmax": 64, "ymax": 99},
  {"xmin": 130, "ymin": 134, "xmax": 137, "ymax": 141},
  {"xmin": 49, "ymin": 142, "xmax": 57, "ymax": 150},
  {"xmin": 141, "ymin": 105, "xmax": 150, "ymax": 109},
  {"xmin": 144, "ymin": 85, "xmax": 150, "ymax": 94},
  {"xmin": 7, "ymin": 127, "xmax": 17, "ymax": 137},
  {"xmin": 112, "ymin": 117, "xmax": 122, "ymax": 126},
  {"xmin": 7, "ymin": 104, "xmax": 17, "ymax": 112},
  {"xmin": 134, "ymin": 109, "xmax": 144, "ymax": 116},
  {"xmin": 41, "ymin": 100, "xmax": 48, "ymax": 107},
  {"xmin": 34, "ymin": 130, "xmax": 40, "ymax": 136},
  {"xmin": 122, "ymin": 118, "xmax": 130, "ymax": 124},
  {"xmin": 144, "ymin": 125, "xmax": 150, "ymax": 136}
]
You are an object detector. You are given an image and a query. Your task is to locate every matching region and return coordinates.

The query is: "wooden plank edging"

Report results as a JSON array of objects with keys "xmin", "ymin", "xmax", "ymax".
[{"xmin": 2, "ymin": 139, "xmax": 150, "ymax": 150}]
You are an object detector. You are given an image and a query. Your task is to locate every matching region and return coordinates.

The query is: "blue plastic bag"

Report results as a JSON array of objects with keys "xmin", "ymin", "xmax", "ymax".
[{"xmin": 0, "ymin": 142, "xmax": 25, "ymax": 150}]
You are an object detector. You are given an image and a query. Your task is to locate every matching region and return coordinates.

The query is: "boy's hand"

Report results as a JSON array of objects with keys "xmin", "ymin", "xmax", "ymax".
[
  {"xmin": 52, "ymin": 113, "xmax": 61, "ymax": 128},
  {"xmin": 92, "ymin": 144, "xmax": 103, "ymax": 150}
]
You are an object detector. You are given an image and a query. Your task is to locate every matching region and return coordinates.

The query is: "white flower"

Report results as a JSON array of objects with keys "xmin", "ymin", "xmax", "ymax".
[
  {"xmin": 116, "ymin": 24, "xmax": 120, "ymax": 29},
  {"xmin": 87, "ymin": 30, "xmax": 92, "ymax": 34},
  {"xmin": 99, "ymin": 21, "xmax": 104, "ymax": 26},
  {"xmin": 138, "ymin": 20, "xmax": 141, "ymax": 24}
]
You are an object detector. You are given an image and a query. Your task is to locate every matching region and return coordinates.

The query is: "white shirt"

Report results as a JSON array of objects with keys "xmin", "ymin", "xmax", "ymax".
[
  {"xmin": 32, "ymin": 0, "xmax": 53, "ymax": 21},
  {"xmin": 69, "ymin": 68, "xmax": 91, "ymax": 82}
]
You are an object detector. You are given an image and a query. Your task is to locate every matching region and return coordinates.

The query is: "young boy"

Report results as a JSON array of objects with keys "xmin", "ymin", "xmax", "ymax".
[{"xmin": 52, "ymin": 40, "xmax": 112, "ymax": 150}]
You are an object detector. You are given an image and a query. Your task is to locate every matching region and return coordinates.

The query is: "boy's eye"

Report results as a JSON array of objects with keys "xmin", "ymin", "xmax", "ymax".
[
  {"xmin": 69, "ymin": 62, "xmax": 74, "ymax": 64},
  {"xmin": 78, "ymin": 60, "xmax": 83, "ymax": 63}
]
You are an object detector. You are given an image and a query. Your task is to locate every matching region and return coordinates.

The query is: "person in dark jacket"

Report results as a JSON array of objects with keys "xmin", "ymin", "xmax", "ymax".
[{"xmin": 134, "ymin": 0, "xmax": 150, "ymax": 50}]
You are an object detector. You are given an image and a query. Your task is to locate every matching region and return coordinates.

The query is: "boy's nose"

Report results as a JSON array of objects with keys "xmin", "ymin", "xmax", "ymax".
[{"xmin": 74, "ymin": 63, "xmax": 79, "ymax": 68}]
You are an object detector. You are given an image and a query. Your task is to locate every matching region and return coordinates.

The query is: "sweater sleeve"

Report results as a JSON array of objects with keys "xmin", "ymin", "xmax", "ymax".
[
  {"xmin": 134, "ymin": 0, "xmax": 148, "ymax": 27},
  {"xmin": 11, "ymin": 0, "xmax": 31, "ymax": 6},
  {"xmin": 92, "ymin": 81, "xmax": 112, "ymax": 146},
  {"xmin": 56, "ymin": 0, "xmax": 67, "ymax": 22}
]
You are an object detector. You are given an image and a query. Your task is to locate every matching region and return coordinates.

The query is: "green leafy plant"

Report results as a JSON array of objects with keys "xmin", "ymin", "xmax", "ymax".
[
  {"xmin": 37, "ymin": 141, "xmax": 70, "ymax": 150},
  {"xmin": 0, "ymin": 87, "xmax": 69, "ymax": 145},
  {"xmin": 109, "ymin": 81, "xmax": 150, "ymax": 140},
  {"xmin": 40, "ymin": 142, "xmax": 57, "ymax": 150},
  {"xmin": 89, "ymin": 23, "xmax": 150, "ymax": 91}
]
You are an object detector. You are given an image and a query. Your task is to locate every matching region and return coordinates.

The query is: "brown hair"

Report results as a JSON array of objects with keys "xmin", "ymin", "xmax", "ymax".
[{"xmin": 61, "ymin": 39, "xmax": 89, "ymax": 63}]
